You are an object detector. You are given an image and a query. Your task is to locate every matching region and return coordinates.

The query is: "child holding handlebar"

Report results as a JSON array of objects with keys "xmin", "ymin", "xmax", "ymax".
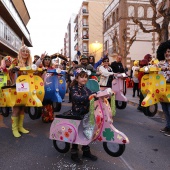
[{"xmin": 70, "ymin": 68, "xmax": 97, "ymax": 164}]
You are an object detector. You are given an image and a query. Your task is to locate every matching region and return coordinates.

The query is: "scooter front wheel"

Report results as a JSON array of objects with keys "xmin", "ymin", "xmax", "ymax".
[
  {"xmin": 52, "ymin": 102, "xmax": 61, "ymax": 112},
  {"xmin": 115, "ymin": 101, "xmax": 127, "ymax": 109},
  {"xmin": 143, "ymin": 104, "xmax": 158, "ymax": 117},
  {"xmin": 103, "ymin": 142, "xmax": 125, "ymax": 157},
  {"xmin": 53, "ymin": 140, "xmax": 70, "ymax": 153},
  {"xmin": 28, "ymin": 107, "xmax": 42, "ymax": 120},
  {"xmin": 1, "ymin": 107, "xmax": 10, "ymax": 117}
]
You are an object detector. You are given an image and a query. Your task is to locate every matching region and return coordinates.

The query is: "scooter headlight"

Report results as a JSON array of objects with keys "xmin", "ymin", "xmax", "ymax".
[
  {"xmin": 33, "ymin": 90, "xmax": 36, "ymax": 94},
  {"xmin": 144, "ymin": 66, "xmax": 149, "ymax": 73},
  {"xmin": 56, "ymin": 68, "xmax": 61, "ymax": 74},
  {"xmin": 31, "ymin": 64, "xmax": 37, "ymax": 71},
  {"xmin": 56, "ymin": 88, "xmax": 59, "ymax": 92}
]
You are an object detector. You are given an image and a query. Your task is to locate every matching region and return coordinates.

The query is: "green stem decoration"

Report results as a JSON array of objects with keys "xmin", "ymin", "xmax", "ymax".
[
  {"xmin": 111, "ymin": 94, "xmax": 116, "ymax": 116},
  {"xmin": 89, "ymin": 97, "xmax": 95, "ymax": 125}
]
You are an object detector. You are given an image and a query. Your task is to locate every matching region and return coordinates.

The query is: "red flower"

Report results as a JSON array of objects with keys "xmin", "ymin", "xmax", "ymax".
[
  {"xmin": 96, "ymin": 115, "xmax": 101, "ymax": 125},
  {"xmin": 141, "ymin": 101, "xmax": 146, "ymax": 106},
  {"xmin": 29, "ymin": 99, "xmax": 32, "ymax": 103},
  {"xmin": 14, "ymin": 91, "xmax": 17, "ymax": 95},
  {"xmin": 40, "ymin": 82, "xmax": 44, "ymax": 86},
  {"xmin": 35, "ymin": 85, "xmax": 38, "ymax": 90},
  {"xmin": 23, "ymin": 94, "xmax": 27, "ymax": 98},
  {"xmin": 17, "ymin": 99, "xmax": 21, "ymax": 103},
  {"xmin": 68, "ymin": 128, "xmax": 72, "ymax": 133},
  {"xmin": 33, "ymin": 101, "xmax": 35, "ymax": 105},
  {"xmin": 142, "ymin": 83, "xmax": 145, "ymax": 87},
  {"xmin": 98, "ymin": 136, "xmax": 102, "ymax": 141},
  {"xmin": 60, "ymin": 136, "xmax": 63, "ymax": 140},
  {"xmin": 156, "ymin": 89, "xmax": 160, "ymax": 93},
  {"xmin": 64, "ymin": 132, "xmax": 70, "ymax": 138},
  {"xmin": 122, "ymin": 139, "xmax": 127, "ymax": 144},
  {"xmin": 152, "ymin": 93, "xmax": 155, "ymax": 98}
]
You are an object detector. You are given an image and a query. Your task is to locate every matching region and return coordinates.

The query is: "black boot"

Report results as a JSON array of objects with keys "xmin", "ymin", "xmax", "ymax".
[
  {"xmin": 82, "ymin": 150, "xmax": 98, "ymax": 161},
  {"xmin": 71, "ymin": 153, "xmax": 83, "ymax": 164}
]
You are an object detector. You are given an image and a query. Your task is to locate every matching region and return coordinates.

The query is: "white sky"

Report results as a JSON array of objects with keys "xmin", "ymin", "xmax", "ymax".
[{"xmin": 24, "ymin": 0, "xmax": 83, "ymax": 57}]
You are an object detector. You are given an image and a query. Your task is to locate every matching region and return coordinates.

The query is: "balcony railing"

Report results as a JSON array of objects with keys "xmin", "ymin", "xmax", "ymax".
[
  {"xmin": 2, "ymin": 0, "xmax": 30, "ymax": 41},
  {"xmin": 82, "ymin": 35, "xmax": 89, "ymax": 40},
  {"xmin": 82, "ymin": 9, "xmax": 89, "ymax": 15}
]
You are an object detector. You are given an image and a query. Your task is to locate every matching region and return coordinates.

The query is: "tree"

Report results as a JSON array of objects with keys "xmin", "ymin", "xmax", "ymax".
[
  {"xmin": 132, "ymin": 0, "xmax": 170, "ymax": 43},
  {"xmin": 108, "ymin": 27, "xmax": 138, "ymax": 64}
]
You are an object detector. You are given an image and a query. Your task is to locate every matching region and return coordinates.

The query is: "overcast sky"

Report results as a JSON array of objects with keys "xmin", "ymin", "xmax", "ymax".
[{"xmin": 24, "ymin": 0, "xmax": 83, "ymax": 57}]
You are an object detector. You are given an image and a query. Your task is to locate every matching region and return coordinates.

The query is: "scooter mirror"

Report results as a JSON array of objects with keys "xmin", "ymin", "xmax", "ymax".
[
  {"xmin": 31, "ymin": 64, "xmax": 37, "ymax": 71},
  {"xmin": 56, "ymin": 68, "xmax": 61, "ymax": 74}
]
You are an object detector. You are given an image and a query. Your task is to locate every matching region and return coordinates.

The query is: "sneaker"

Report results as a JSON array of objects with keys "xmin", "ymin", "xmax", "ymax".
[
  {"xmin": 160, "ymin": 127, "xmax": 169, "ymax": 133},
  {"xmin": 71, "ymin": 155, "xmax": 83, "ymax": 165},
  {"xmin": 164, "ymin": 130, "xmax": 170, "ymax": 137},
  {"xmin": 82, "ymin": 151, "xmax": 98, "ymax": 161}
]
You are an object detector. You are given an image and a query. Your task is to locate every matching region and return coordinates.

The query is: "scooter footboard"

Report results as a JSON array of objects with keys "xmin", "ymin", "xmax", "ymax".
[
  {"xmin": 99, "ymin": 124, "xmax": 129, "ymax": 144},
  {"xmin": 49, "ymin": 118, "xmax": 78, "ymax": 143}
]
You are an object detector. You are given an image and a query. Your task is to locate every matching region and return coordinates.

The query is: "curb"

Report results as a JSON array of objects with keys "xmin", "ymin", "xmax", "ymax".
[{"xmin": 127, "ymin": 100, "xmax": 165, "ymax": 120}]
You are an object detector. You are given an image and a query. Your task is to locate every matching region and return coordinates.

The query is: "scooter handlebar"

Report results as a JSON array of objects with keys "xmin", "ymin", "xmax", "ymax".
[{"xmin": 96, "ymin": 88, "xmax": 114, "ymax": 98}]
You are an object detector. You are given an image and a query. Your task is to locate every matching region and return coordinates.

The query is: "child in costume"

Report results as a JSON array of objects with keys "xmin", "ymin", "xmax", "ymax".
[
  {"xmin": 11, "ymin": 45, "xmax": 32, "ymax": 138},
  {"xmin": 157, "ymin": 40, "xmax": 170, "ymax": 136},
  {"xmin": 70, "ymin": 68, "xmax": 97, "ymax": 164},
  {"xmin": 131, "ymin": 60, "xmax": 140, "ymax": 97},
  {"xmin": 35, "ymin": 54, "xmax": 54, "ymax": 123}
]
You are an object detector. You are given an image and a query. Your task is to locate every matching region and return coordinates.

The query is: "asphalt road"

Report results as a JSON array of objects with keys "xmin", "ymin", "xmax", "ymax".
[{"xmin": 0, "ymin": 95, "xmax": 170, "ymax": 170}]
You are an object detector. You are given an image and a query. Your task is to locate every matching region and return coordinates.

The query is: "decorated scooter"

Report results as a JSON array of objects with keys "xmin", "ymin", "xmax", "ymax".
[
  {"xmin": 50, "ymin": 88, "xmax": 129, "ymax": 157},
  {"xmin": 0, "ymin": 65, "xmax": 45, "ymax": 119},
  {"xmin": 44, "ymin": 68, "xmax": 66, "ymax": 112},
  {"xmin": 112, "ymin": 73, "xmax": 128, "ymax": 109},
  {"xmin": 140, "ymin": 65, "xmax": 166, "ymax": 117}
]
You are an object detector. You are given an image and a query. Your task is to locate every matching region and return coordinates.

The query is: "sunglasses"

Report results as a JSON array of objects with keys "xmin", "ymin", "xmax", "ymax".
[{"xmin": 103, "ymin": 60, "xmax": 109, "ymax": 62}]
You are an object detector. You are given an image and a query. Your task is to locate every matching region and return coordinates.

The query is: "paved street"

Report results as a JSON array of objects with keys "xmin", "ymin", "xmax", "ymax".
[{"xmin": 0, "ymin": 92, "xmax": 170, "ymax": 170}]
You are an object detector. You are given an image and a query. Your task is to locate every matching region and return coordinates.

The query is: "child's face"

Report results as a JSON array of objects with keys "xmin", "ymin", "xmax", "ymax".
[
  {"xmin": 44, "ymin": 58, "xmax": 51, "ymax": 67},
  {"xmin": 5, "ymin": 60, "xmax": 11, "ymax": 67},
  {"xmin": 76, "ymin": 75, "xmax": 88, "ymax": 86}
]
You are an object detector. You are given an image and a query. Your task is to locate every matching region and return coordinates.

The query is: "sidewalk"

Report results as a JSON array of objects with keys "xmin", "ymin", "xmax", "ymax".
[{"xmin": 126, "ymin": 87, "xmax": 165, "ymax": 119}]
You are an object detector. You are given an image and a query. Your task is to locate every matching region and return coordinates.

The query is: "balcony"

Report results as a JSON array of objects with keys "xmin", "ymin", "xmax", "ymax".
[
  {"xmin": 82, "ymin": 35, "xmax": 89, "ymax": 41},
  {"xmin": 74, "ymin": 34, "xmax": 78, "ymax": 41},
  {"xmin": 82, "ymin": 22, "xmax": 89, "ymax": 29},
  {"xmin": 74, "ymin": 24, "xmax": 78, "ymax": 32},
  {"xmin": 82, "ymin": 9, "xmax": 89, "ymax": 16}
]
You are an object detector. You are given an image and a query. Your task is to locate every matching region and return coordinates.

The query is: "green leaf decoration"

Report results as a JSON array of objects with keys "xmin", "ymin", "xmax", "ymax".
[{"xmin": 103, "ymin": 128, "xmax": 114, "ymax": 141}]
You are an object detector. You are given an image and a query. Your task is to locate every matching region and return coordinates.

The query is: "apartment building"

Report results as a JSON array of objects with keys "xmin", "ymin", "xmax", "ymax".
[
  {"xmin": 64, "ymin": 14, "xmax": 77, "ymax": 61},
  {"xmin": 74, "ymin": 0, "xmax": 112, "ymax": 61},
  {"xmin": 0, "ymin": 0, "xmax": 32, "ymax": 60},
  {"xmin": 103, "ymin": 0, "xmax": 155, "ymax": 68}
]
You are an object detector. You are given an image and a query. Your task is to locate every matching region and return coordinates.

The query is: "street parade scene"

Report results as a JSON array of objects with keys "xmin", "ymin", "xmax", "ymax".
[{"xmin": 0, "ymin": 0, "xmax": 170, "ymax": 170}]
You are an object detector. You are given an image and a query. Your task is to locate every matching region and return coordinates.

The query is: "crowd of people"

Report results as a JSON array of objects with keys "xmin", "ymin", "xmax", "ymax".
[{"xmin": 1, "ymin": 40, "xmax": 170, "ymax": 164}]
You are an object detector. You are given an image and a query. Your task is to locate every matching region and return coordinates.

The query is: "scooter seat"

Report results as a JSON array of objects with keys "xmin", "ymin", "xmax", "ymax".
[{"xmin": 55, "ymin": 110, "xmax": 82, "ymax": 120}]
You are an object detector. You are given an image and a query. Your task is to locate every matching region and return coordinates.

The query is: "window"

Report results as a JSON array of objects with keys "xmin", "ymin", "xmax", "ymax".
[
  {"xmin": 147, "ymin": 7, "xmax": 153, "ymax": 18},
  {"xmin": 128, "ymin": 6, "xmax": 135, "ymax": 17},
  {"xmin": 138, "ymin": 6, "xmax": 144, "ymax": 18},
  {"xmin": 116, "ymin": 8, "xmax": 119, "ymax": 21},
  {"xmin": 112, "ymin": 12, "xmax": 115, "ymax": 24},
  {"xmin": 0, "ymin": 20, "xmax": 4, "ymax": 38},
  {"xmin": 104, "ymin": 40, "xmax": 109, "ymax": 51}
]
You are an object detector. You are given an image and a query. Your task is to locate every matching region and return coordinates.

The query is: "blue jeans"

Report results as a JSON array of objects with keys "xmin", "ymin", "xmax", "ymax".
[{"xmin": 160, "ymin": 102, "xmax": 170, "ymax": 128}]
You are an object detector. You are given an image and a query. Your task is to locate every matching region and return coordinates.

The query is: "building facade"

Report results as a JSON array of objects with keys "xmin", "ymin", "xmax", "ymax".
[
  {"xmin": 0, "ymin": 0, "xmax": 32, "ymax": 60},
  {"xmin": 74, "ymin": 0, "xmax": 112, "ymax": 61},
  {"xmin": 103, "ymin": 0, "xmax": 155, "ymax": 68}
]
